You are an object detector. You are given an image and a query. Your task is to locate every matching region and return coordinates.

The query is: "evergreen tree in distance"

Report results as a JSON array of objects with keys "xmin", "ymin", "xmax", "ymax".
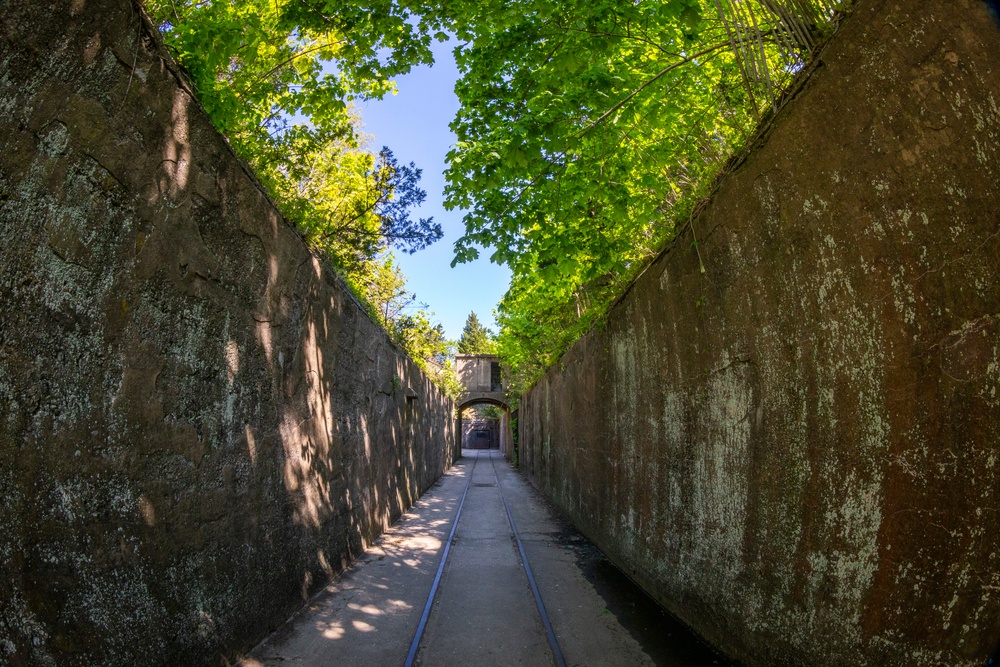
[{"xmin": 458, "ymin": 312, "xmax": 496, "ymax": 355}]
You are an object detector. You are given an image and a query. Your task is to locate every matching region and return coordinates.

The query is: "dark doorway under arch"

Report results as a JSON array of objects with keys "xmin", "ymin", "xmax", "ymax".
[{"xmin": 456, "ymin": 398, "xmax": 511, "ymax": 455}]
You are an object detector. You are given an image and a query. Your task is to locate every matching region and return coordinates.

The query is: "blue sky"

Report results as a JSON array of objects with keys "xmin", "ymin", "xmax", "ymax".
[{"xmin": 359, "ymin": 40, "xmax": 511, "ymax": 342}]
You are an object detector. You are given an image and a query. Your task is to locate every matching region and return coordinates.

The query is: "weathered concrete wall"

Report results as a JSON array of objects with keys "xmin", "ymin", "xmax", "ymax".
[
  {"xmin": 499, "ymin": 412, "xmax": 512, "ymax": 458},
  {"xmin": 519, "ymin": 1, "xmax": 1000, "ymax": 664},
  {"xmin": 456, "ymin": 354, "xmax": 503, "ymax": 392},
  {"xmin": 0, "ymin": 1, "xmax": 454, "ymax": 664}
]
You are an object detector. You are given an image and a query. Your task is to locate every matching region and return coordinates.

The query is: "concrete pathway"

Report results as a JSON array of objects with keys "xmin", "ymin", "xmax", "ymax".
[{"xmin": 242, "ymin": 450, "xmax": 728, "ymax": 667}]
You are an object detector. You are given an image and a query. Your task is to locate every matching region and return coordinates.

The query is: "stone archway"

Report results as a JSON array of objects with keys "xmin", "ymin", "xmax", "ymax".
[
  {"xmin": 456, "ymin": 396, "xmax": 511, "ymax": 456},
  {"xmin": 454, "ymin": 354, "xmax": 511, "ymax": 457}
]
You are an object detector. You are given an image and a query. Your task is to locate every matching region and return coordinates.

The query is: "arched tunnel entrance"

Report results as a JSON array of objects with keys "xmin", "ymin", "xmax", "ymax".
[
  {"xmin": 456, "ymin": 397, "xmax": 511, "ymax": 456},
  {"xmin": 454, "ymin": 353, "xmax": 512, "ymax": 458}
]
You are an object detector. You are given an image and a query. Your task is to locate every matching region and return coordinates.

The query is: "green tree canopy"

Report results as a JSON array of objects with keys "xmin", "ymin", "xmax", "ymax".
[
  {"xmin": 147, "ymin": 0, "xmax": 845, "ymax": 394},
  {"xmin": 146, "ymin": 0, "xmax": 442, "ymax": 267},
  {"xmin": 432, "ymin": 0, "xmax": 843, "ymax": 390},
  {"xmin": 457, "ymin": 312, "xmax": 496, "ymax": 354}
]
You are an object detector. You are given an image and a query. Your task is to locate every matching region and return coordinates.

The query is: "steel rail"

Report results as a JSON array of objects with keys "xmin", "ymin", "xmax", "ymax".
[
  {"xmin": 403, "ymin": 450, "xmax": 480, "ymax": 667},
  {"xmin": 489, "ymin": 452, "xmax": 568, "ymax": 667}
]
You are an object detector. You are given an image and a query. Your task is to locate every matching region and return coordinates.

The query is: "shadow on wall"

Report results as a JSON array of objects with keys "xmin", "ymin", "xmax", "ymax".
[
  {"xmin": 0, "ymin": 0, "xmax": 453, "ymax": 664},
  {"xmin": 985, "ymin": 0, "xmax": 1000, "ymax": 23}
]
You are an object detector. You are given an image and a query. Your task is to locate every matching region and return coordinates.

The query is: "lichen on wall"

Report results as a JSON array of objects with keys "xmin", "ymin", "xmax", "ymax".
[
  {"xmin": 0, "ymin": 1, "xmax": 454, "ymax": 664},
  {"xmin": 519, "ymin": 0, "xmax": 1000, "ymax": 664}
]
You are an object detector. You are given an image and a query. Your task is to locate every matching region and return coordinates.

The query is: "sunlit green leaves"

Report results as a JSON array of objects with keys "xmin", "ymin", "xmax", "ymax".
[
  {"xmin": 146, "ymin": 0, "xmax": 843, "ymax": 394},
  {"xmin": 432, "ymin": 0, "xmax": 840, "ymax": 391},
  {"xmin": 457, "ymin": 312, "xmax": 496, "ymax": 354}
]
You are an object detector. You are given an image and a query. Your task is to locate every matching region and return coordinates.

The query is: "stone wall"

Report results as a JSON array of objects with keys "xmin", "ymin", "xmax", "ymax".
[
  {"xmin": 519, "ymin": 1, "xmax": 1000, "ymax": 664},
  {"xmin": 0, "ymin": 1, "xmax": 454, "ymax": 664}
]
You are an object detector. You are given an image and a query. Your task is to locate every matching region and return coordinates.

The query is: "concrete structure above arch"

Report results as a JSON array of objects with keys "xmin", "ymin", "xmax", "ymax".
[{"xmin": 455, "ymin": 354, "xmax": 512, "ymax": 456}]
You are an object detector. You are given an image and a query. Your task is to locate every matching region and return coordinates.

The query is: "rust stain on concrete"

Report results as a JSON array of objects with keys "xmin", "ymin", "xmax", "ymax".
[{"xmin": 519, "ymin": 0, "xmax": 1000, "ymax": 664}]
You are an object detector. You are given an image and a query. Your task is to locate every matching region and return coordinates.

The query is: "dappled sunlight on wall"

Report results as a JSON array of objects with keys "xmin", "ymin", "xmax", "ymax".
[
  {"xmin": 0, "ymin": 0, "xmax": 455, "ymax": 664},
  {"xmin": 162, "ymin": 90, "xmax": 191, "ymax": 196},
  {"xmin": 280, "ymin": 318, "xmax": 338, "ymax": 531}
]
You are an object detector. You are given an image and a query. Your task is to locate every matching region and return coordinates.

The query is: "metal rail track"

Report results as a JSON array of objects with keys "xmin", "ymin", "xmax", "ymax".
[
  {"xmin": 404, "ymin": 449, "xmax": 567, "ymax": 667},
  {"xmin": 488, "ymin": 451, "xmax": 568, "ymax": 667},
  {"xmin": 403, "ymin": 450, "xmax": 480, "ymax": 667}
]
